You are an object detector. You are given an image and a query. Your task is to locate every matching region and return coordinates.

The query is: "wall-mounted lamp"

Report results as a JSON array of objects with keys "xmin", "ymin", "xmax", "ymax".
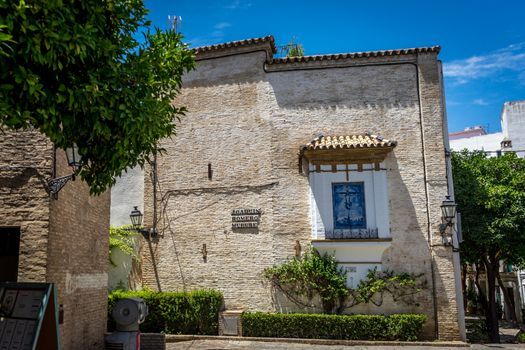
[
  {"xmin": 130, "ymin": 206, "xmax": 157, "ymax": 239},
  {"xmin": 294, "ymin": 240, "xmax": 301, "ymax": 257},
  {"xmin": 439, "ymin": 195, "xmax": 457, "ymax": 247},
  {"xmin": 201, "ymin": 243, "xmax": 208, "ymax": 261},
  {"xmin": 47, "ymin": 144, "xmax": 81, "ymax": 196}
]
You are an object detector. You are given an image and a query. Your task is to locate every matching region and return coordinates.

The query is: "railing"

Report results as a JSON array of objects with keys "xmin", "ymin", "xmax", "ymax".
[{"xmin": 324, "ymin": 228, "xmax": 379, "ymax": 239}]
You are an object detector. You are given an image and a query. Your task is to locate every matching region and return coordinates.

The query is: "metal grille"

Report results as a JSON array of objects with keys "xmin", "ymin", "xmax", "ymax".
[
  {"xmin": 324, "ymin": 228, "xmax": 379, "ymax": 239},
  {"xmin": 105, "ymin": 342, "xmax": 124, "ymax": 350}
]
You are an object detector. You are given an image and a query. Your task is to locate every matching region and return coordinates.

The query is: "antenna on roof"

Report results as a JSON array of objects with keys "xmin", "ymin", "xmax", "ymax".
[{"xmin": 168, "ymin": 15, "xmax": 182, "ymax": 33}]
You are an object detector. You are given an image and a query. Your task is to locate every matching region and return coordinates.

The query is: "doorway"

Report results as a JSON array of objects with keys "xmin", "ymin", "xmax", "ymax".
[{"xmin": 0, "ymin": 227, "xmax": 21, "ymax": 281}]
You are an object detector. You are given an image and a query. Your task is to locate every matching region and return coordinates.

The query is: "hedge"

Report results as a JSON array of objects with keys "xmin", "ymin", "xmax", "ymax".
[
  {"xmin": 241, "ymin": 312, "xmax": 426, "ymax": 341},
  {"xmin": 108, "ymin": 289, "xmax": 223, "ymax": 335}
]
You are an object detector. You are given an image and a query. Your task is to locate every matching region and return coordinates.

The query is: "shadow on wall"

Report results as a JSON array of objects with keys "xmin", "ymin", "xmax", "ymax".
[
  {"xmin": 0, "ymin": 167, "xmax": 48, "ymax": 191},
  {"xmin": 265, "ymin": 62, "xmax": 419, "ymax": 111}
]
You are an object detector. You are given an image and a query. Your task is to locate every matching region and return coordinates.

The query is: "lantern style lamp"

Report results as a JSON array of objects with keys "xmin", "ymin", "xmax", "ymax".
[
  {"xmin": 130, "ymin": 206, "xmax": 144, "ymax": 229},
  {"xmin": 47, "ymin": 144, "xmax": 81, "ymax": 196},
  {"xmin": 439, "ymin": 195, "xmax": 457, "ymax": 245},
  {"xmin": 65, "ymin": 144, "xmax": 82, "ymax": 169},
  {"xmin": 441, "ymin": 195, "xmax": 457, "ymax": 224},
  {"xmin": 129, "ymin": 206, "xmax": 156, "ymax": 239}
]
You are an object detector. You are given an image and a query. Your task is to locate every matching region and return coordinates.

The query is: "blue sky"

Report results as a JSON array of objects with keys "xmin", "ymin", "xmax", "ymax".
[{"xmin": 145, "ymin": 0, "xmax": 525, "ymax": 133}]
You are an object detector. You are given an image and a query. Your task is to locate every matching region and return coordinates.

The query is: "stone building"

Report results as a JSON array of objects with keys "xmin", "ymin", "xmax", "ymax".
[
  {"xmin": 0, "ymin": 129, "xmax": 109, "ymax": 349},
  {"xmin": 125, "ymin": 35, "xmax": 465, "ymax": 340}
]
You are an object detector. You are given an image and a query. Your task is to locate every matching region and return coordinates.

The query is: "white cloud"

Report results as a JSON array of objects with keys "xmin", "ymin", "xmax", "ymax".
[
  {"xmin": 472, "ymin": 98, "xmax": 489, "ymax": 106},
  {"xmin": 214, "ymin": 22, "xmax": 231, "ymax": 30},
  {"xmin": 186, "ymin": 22, "xmax": 234, "ymax": 47},
  {"xmin": 443, "ymin": 43, "xmax": 525, "ymax": 84},
  {"xmin": 224, "ymin": 0, "xmax": 251, "ymax": 9}
]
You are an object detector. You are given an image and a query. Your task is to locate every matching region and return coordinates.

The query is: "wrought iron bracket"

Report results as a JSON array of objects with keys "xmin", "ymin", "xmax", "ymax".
[
  {"xmin": 137, "ymin": 228, "xmax": 158, "ymax": 240},
  {"xmin": 47, "ymin": 173, "xmax": 75, "ymax": 196},
  {"xmin": 123, "ymin": 227, "xmax": 157, "ymax": 240}
]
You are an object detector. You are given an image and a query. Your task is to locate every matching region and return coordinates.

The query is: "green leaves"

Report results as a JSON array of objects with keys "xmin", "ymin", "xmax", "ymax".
[
  {"xmin": 0, "ymin": 0, "xmax": 195, "ymax": 194},
  {"xmin": 264, "ymin": 247, "xmax": 348, "ymax": 313},
  {"xmin": 241, "ymin": 312, "xmax": 426, "ymax": 341},
  {"xmin": 452, "ymin": 151, "xmax": 525, "ymax": 266},
  {"xmin": 109, "ymin": 225, "xmax": 139, "ymax": 266},
  {"xmin": 108, "ymin": 289, "xmax": 223, "ymax": 334},
  {"xmin": 264, "ymin": 247, "xmax": 423, "ymax": 313}
]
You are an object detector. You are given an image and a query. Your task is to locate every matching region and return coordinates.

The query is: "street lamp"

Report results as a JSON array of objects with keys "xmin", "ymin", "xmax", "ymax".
[
  {"xmin": 47, "ymin": 144, "xmax": 81, "ymax": 196},
  {"xmin": 439, "ymin": 195, "xmax": 457, "ymax": 246},
  {"xmin": 129, "ymin": 206, "xmax": 157, "ymax": 239}
]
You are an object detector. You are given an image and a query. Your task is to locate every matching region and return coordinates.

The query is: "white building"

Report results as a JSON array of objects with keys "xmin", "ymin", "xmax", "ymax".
[{"xmin": 450, "ymin": 101, "xmax": 525, "ymax": 156}]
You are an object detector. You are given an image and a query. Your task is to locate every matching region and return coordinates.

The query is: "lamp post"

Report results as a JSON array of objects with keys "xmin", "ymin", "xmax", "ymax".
[
  {"xmin": 129, "ymin": 206, "xmax": 157, "ymax": 239},
  {"xmin": 47, "ymin": 144, "xmax": 81, "ymax": 196},
  {"xmin": 439, "ymin": 195, "xmax": 457, "ymax": 246}
]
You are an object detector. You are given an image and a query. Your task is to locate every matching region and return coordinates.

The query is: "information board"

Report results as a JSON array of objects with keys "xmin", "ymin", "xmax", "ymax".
[{"xmin": 0, "ymin": 282, "xmax": 60, "ymax": 350}]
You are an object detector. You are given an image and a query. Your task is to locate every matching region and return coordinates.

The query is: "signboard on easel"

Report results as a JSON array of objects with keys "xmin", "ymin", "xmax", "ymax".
[{"xmin": 0, "ymin": 282, "xmax": 60, "ymax": 350}]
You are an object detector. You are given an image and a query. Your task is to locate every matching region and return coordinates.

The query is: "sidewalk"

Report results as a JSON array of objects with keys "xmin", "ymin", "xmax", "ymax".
[{"xmin": 167, "ymin": 339, "xmax": 525, "ymax": 349}]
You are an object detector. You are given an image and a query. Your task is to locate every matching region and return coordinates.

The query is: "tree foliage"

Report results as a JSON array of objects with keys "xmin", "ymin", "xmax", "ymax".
[
  {"xmin": 264, "ymin": 247, "xmax": 424, "ymax": 314},
  {"xmin": 453, "ymin": 151, "xmax": 525, "ymax": 266},
  {"xmin": 452, "ymin": 150, "xmax": 525, "ymax": 342},
  {"xmin": 0, "ymin": 0, "xmax": 195, "ymax": 194}
]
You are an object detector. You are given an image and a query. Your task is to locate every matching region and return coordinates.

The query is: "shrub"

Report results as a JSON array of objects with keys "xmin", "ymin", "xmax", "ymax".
[
  {"xmin": 264, "ymin": 247, "xmax": 424, "ymax": 314},
  {"xmin": 241, "ymin": 312, "xmax": 426, "ymax": 341},
  {"xmin": 517, "ymin": 332, "xmax": 525, "ymax": 343},
  {"xmin": 108, "ymin": 289, "xmax": 223, "ymax": 335}
]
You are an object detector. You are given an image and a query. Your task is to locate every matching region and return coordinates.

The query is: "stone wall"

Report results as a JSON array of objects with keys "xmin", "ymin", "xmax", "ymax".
[
  {"xmin": 0, "ymin": 128, "xmax": 110, "ymax": 349},
  {"xmin": 0, "ymin": 128, "xmax": 53, "ymax": 282},
  {"xmin": 48, "ymin": 150, "xmax": 110, "ymax": 349},
  {"xmin": 141, "ymin": 42, "xmax": 461, "ymax": 340}
]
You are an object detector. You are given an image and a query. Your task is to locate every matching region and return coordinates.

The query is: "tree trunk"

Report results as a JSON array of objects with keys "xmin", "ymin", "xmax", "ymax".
[
  {"xmin": 474, "ymin": 263, "xmax": 488, "ymax": 317},
  {"xmin": 496, "ymin": 270, "xmax": 518, "ymax": 325},
  {"xmin": 462, "ymin": 264, "xmax": 468, "ymax": 311},
  {"xmin": 483, "ymin": 257, "xmax": 500, "ymax": 343}
]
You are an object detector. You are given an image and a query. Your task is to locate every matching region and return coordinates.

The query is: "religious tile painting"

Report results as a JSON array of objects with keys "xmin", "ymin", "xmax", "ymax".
[{"xmin": 332, "ymin": 182, "xmax": 366, "ymax": 229}]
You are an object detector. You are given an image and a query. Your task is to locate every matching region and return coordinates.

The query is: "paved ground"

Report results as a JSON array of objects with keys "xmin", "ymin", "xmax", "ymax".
[
  {"xmin": 165, "ymin": 320, "xmax": 525, "ymax": 350},
  {"xmin": 166, "ymin": 339, "xmax": 525, "ymax": 350}
]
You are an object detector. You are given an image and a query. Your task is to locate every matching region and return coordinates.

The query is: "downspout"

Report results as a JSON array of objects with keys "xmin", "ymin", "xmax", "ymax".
[
  {"xmin": 438, "ymin": 60, "xmax": 467, "ymax": 341},
  {"xmin": 413, "ymin": 57, "xmax": 440, "ymax": 340}
]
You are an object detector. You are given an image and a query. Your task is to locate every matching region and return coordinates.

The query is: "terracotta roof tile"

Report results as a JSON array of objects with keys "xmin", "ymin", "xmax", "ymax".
[
  {"xmin": 302, "ymin": 134, "xmax": 397, "ymax": 151},
  {"xmin": 272, "ymin": 46, "xmax": 440, "ymax": 64},
  {"xmin": 193, "ymin": 36, "xmax": 439, "ymax": 63},
  {"xmin": 193, "ymin": 36, "xmax": 276, "ymax": 54}
]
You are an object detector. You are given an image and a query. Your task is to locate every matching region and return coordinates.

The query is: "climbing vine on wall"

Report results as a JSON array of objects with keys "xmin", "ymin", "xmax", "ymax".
[
  {"xmin": 264, "ymin": 247, "xmax": 425, "ymax": 314},
  {"xmin": 109, "ymin": 225, "xmax": 139, "ymax": 266}
]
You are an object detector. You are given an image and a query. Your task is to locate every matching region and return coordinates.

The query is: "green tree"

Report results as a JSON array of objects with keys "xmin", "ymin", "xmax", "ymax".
[
  {"xmin": 0, "ymin": 0, "xmax": 195, "ymax": 194},
  {"xmin": 452, "ymin": 150, "xmax": 525, "ymax": 342}
]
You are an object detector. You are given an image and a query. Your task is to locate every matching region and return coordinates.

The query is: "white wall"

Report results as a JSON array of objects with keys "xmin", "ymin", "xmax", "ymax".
[
  {"xmin": 450, "ymin": 132, "xmax": 503, "ymax": 152},
  {"xmin": 502, "ymin": 101, "xmax": 525, "ymax": 157},
  {"xmin": 309, "ymin": 162, "xmax": 391, "ymax": 288},
  {"xmin": 110, "ymin": 166, "xmax": 145, "ymax": 227},
  {"xmin": 109, "ymin": 165, "xmax": 145, "ymax": 290},
  {"xmin": 309, "ymin": 163, "xmax": 389, "ymax": 239}
]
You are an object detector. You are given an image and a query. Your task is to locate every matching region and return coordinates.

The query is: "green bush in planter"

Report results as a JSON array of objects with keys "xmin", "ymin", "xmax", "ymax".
[{"xmin": 108, "ymin": 289, "xmax": 223, "ymax": 335}]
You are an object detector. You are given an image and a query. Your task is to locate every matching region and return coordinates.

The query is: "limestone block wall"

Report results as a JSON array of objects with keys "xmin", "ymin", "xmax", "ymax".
[
  {"xmin": 141, "ymin": 42, "xmax": 461, "ymax": 340},
  {"xmin": 0, "ymin": 128, "xmax": 109, "ymax": 350},
  {"xmin": 0, "ymin": 130, "xmax": 53, "ymax": 282},
  {"xmin": 0, "ymin": 128, "xmax": 53, "ymax": 282},
  {"xmin": 48, "ymin": 150, "xmax": 110, "ymax": 350}
]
